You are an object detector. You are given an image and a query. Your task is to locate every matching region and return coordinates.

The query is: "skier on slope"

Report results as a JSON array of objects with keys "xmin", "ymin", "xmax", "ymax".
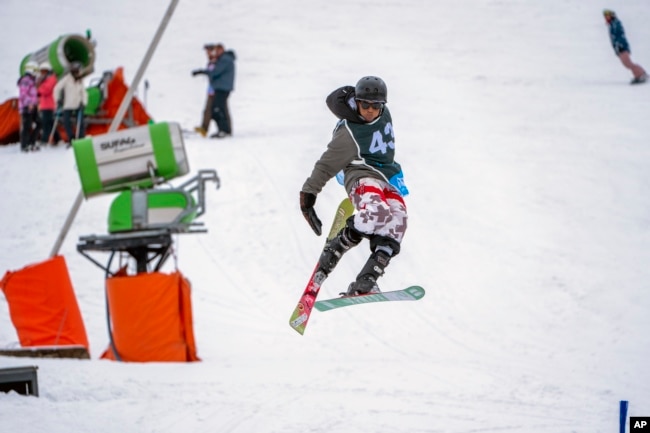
[
  {"xmin": 299, "ymin": 76, "xmax": 409, "ymax": 296},
  {"xmin": 603, "ymin": 9, "xmax": 647, "ymax": 85}
]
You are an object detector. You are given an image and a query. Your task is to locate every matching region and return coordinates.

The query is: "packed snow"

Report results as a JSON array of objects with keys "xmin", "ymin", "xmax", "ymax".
[{"xmin": 1, "ymin": 0, "xmax": 650, "ymax": 431}]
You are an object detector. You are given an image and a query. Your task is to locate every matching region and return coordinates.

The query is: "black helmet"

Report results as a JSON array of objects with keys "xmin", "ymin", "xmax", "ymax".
[{"xmin": 355, "ymin": 76, "xmax": 387, "ymax": 103}]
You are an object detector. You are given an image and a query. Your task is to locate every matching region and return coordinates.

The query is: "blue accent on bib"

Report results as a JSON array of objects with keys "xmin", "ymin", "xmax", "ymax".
[
  {"xmin": 389, "ymin": 171, "xmax": 409, "ymax": 196},
  {"xmin": 336, "ymin": 170, "xmax": 345, "ymax": 185}
]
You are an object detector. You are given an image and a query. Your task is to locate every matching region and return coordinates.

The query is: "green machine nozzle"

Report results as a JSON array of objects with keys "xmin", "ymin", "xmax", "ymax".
[{"xmin": 20, "ymin": 33, "xmax": 96, "ymax": 78}]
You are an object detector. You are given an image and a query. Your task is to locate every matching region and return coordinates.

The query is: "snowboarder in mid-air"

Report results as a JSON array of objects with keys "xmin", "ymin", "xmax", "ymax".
[
  {"xmin": 603, "ymin": 9, "xmax": 647, "ymax": 85},
  {"xmin": 299, "ymin": 76, "xmax": 409, "ymax": 296}
]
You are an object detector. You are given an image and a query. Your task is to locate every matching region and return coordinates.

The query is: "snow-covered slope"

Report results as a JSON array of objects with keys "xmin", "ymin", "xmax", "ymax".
[{"xmin": 1, "ymin": 0, "xmax": 649, "ymax": 431}]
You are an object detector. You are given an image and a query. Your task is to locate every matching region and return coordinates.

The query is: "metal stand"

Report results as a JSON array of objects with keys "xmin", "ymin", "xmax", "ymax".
[{"xmin": 77, "ymin": 228, "xmax": 177, "ymax": 275}]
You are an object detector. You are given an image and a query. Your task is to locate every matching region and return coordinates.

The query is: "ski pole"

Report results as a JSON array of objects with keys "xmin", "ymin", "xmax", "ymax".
[
  {"xmin": 48, "ymin": 110, "xmax": 61, "ymax": 144},
  {"xmin": 75, "ymin": 105, "xmax": 83, "ymax": 139}
]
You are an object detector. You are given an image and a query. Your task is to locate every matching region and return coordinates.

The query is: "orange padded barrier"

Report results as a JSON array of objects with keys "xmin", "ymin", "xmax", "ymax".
[
  {"xmin": 0, "ymin": 98, "xmax": 20, "ymax": 145},
  {"xmin": 0, "ymin": 256, "xmax": 89, "ymax": 350},
  {"xmin": 101, "ymin": 271, "xmax": 199, "ymax": 362}
]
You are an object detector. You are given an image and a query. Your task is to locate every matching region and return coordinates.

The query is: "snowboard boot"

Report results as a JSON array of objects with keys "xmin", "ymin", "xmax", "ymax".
[
  {"xmin": 345, "ymin": 250, "xmax": 392, "ymax": 296},
  {"xmin": 630, "ymin": 74, "xmax": 648, "ymax": 85},
  {"xmin": 318, "ymin": 225, "xmax": 362, "ymax": 275}
]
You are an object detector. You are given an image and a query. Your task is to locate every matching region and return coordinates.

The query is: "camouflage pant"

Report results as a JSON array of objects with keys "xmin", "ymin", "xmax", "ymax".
[{"xmin": 349, "ymin": 178, "xmax": 407, "ymax": 244}]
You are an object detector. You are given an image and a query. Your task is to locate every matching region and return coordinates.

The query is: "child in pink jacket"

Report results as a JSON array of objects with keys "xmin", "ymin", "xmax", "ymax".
[{"xmin": 37, "ymin": 62, "xmax": 59, "ymax": 144}]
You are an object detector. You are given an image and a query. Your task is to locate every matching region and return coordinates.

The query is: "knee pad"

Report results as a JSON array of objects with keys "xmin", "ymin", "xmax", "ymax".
[
  {"xmin": 370, "ymin": 235, "xmax": 401, "ymax": 257},
  {"xmin": 344, "ymin": 216, "xmax": 366, "ymax": 244}
]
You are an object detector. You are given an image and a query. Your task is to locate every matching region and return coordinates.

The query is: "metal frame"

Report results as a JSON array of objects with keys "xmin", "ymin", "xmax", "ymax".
[
  {"xmin": 0, "ymin": 366, "xmax": 39, "ymax": 397},
  {"xmin": 77, "ymin": 228, "xmax": 178, "ymax": 275}
]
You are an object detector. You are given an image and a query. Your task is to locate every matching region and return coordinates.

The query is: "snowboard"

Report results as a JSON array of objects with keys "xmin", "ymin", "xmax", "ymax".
[
  {"xmin": 289, "ymin": 198, "xmax": 355, "ymax": 335},
  {"xmin": 314, "ymin": 286, "xmax": 425, "ymax": 312}
]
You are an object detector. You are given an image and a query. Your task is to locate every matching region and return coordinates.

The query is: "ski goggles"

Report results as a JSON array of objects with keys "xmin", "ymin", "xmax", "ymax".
[{"xmin": 356, "ymin": 100, "xmax": 384, "ymax": 110}]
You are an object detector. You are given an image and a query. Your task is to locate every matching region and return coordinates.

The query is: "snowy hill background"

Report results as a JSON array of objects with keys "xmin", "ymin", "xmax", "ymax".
[{"xmin": 2, "ymin": 0, "xmax": 650, "ymax": 431}]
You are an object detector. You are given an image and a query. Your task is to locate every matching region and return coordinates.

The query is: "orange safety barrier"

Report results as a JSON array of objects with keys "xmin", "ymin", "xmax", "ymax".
[
  {"xmin": 0, "ymin": 256, "xmax": 89, "ymax": 351},
  {"xmin": 0, "ymin": 98, "xmax": 20, "ymax": 145},
  {"xmin": 101, "ymin": 271, "xmax": 200, "ymax": 362},
  {"xmin": 89, "ymin": 66, "xmax": 152, "ymax": 133}
]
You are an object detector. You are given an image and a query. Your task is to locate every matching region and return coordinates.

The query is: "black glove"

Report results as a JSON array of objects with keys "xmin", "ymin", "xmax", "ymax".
[
  {"xmin": 192, "ymin": 69, "xmax": 206, "ymax": 77},
  {"xmin": 299, "ymin": 191, "xmax": 322, "ymax": 236}
]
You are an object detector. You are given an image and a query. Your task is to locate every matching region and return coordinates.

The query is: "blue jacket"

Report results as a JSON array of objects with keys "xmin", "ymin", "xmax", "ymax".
[
  {"xmin": 608, "ymin": 17, "xmax": 630, "ymax": 55},
  {"xmin": 208, "ymin": 50, "xmax": 236, "ymax": 92}
]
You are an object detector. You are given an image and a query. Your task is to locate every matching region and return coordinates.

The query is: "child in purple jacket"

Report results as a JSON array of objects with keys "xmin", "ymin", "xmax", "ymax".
[{"xmin": 17, "ymin": 61, "xmax": 41, "ymax": 151}]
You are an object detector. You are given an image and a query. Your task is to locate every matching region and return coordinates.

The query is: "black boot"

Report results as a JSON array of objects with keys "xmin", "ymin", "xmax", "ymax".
[
  {"xmin": 318, "ymin": 225, "xmax": 362, "ymax": 275},
  {"xmin": 345, "ymin": 250, "xmax": 391, "ymax": 295}
]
